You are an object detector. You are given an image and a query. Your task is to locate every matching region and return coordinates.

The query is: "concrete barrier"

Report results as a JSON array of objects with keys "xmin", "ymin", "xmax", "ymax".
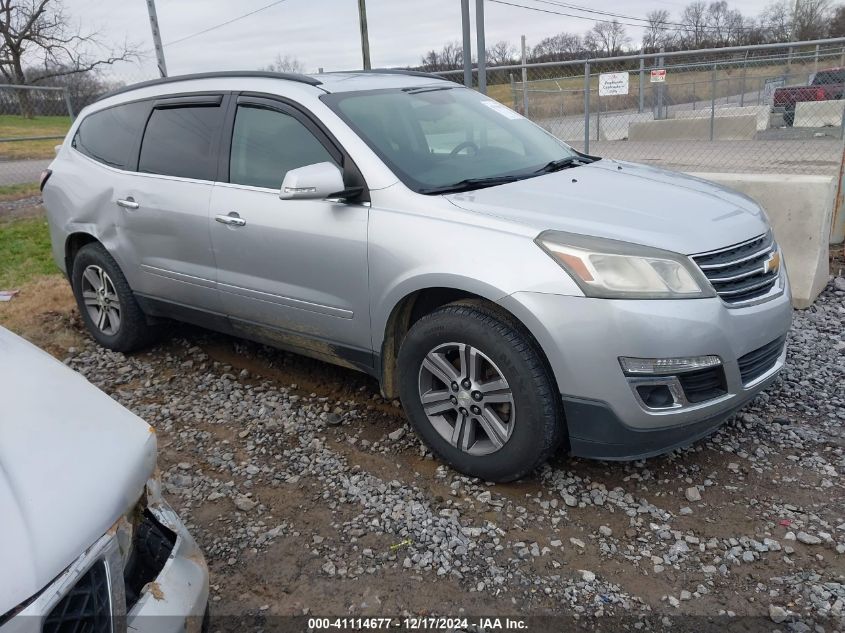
[
  {"xmin": 673, "ymin": 105, "xmax": 770, "ymax": 131},
  {"xmin": 556, "ymin": 112, "xmax": 654, "ymax": 142},
  {"xmin": 687, "ymin": 172, "xmax": 836, "ymax": 308},
  {"xmin": 629, "ymin": 115, "xmax": 758, "ymax": 142},
  {"xmin": 794, "ymin": 99, "xmax": 845, "ymax": 127}
]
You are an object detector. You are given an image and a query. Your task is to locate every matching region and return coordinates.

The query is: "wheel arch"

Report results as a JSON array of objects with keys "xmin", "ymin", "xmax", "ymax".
[
  {"xmin": 64, "ymin": 232, "xmax": 101, "ymax": 283},
  {"xmin": 377, "ymin": 280, "xmax": 555, "ymax": 401}
]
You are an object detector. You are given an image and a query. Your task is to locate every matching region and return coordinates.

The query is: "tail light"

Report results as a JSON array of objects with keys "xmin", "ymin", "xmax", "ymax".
[
  {"xmin": 39, "ymin": 169, "xmax": 52, "ymax": 191},
  {"xmin": 816, "ymin": 88, "xmax": 826, "ymax": 100}
]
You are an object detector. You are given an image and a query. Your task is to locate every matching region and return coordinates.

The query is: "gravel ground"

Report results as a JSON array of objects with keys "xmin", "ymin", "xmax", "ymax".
[{"xmin": 47, "ymin": 277, "xmax": 845, "ymax": 629}]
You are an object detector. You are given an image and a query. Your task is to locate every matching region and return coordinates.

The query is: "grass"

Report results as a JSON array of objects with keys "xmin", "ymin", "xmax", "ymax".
[
  {"xmin": 0, "ymin": 213, "xmax": 79, "ymax": 354},
  {"xmin": 0, "ymin": 114, "xmax": 70, "ymax": 160},
  {"xmin": 0, "ymin": 215, "xmax": 57, "ymax": 287},
  {"xmin": 0, "ymin": 182, "xmax": 40, "ymax": 200}
]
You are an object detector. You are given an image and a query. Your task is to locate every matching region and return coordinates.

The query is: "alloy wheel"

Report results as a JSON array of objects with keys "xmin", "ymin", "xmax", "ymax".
[
  {"xmin": 417, "ymin": 342, "xmax": 515, "ymax": 456},
  {"xmin": 80, "ymin": 265, "xmax": 122, "ymax": 336}
]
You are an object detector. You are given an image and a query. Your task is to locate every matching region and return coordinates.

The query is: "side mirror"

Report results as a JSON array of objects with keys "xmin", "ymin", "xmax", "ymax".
[{"xmin": 279, "ymin": 162, "xmax": 345, "ymax": 200}]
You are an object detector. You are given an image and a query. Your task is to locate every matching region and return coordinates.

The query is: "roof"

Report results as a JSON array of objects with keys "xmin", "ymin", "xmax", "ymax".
[
  {"xmin": 96, "ymin": 69, "xmax": 457, "ymax": 102},
  {"xmin": 311, "ymin": 70, "xmax": 457, "ymax": 93}
]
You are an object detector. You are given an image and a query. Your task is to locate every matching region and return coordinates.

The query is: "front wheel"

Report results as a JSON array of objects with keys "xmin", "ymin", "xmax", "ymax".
[{"xmin": 397, "ymin": 302, "xmax": 564, "ymax": 482}]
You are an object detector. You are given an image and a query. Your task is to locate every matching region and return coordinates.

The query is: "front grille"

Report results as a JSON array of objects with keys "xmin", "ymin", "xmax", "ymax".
[
  {"xmin": 691, "ymin": 232, "xmax": 780, "ymax": 305},
  {"xmin": 43, "ymin": 560, "xmax": 111, "ymax": 633},
  {"xmin": 738, "ymin": 336, "xmax": 786, "ymax": 384},
  {"xmin": 678, "ymin": 366, "xmax": 727, "ymax": 403}
]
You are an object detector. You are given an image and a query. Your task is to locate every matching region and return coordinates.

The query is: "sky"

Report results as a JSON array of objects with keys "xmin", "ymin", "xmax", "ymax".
[{"xmin": 69, "ymin": 0, "xmax": 777, "ymax": 80}]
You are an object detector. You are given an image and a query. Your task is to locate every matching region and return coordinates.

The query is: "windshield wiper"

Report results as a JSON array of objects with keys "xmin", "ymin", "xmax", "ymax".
[
  {"xmin": 535, "ymin": 156, "xmax": 588, "ymax": 174},
  {"xmin": 419, "ymin": 175, "xmax": 523, "ymax": 195}
]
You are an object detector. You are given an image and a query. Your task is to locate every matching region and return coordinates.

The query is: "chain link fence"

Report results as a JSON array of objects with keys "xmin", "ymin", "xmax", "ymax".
[
  {"xmin": 0, "ymin": 85, "xmax": 76, "ymax": 187},
  {"xmin": 0, "ymin": 74, "xmax": 153, "ymax": 188},
  {"xmin": 439, "ymin": 38, "xmax": 845, "ymax": 176},
  {"xmin": 1, "ymin": 39, "xmax": 842, "ymax": 189}
]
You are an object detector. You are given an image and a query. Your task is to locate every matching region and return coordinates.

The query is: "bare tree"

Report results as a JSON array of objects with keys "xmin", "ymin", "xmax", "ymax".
[
  {"xmin": 792, "ymin": 0, "xmax": 833, "ymax": 40},
  {"xmin": 703, "ymin": 1, "xmax": 747, "ymax": 46},
  {"xmin": 486, "ymin": 40, "xmax": 515, "ymax": 66},
  {"xmin": 830, "ymin": 4, "xmax": 845, "ymax": 37},
  {"xmin": 642, "ymin": 10, "xmax": 673, "ymax": 52},
  {"xmin": 680, "ymin": 1, "xmax": 710, "ymax": 47},
  {"xmin": 530, "ymin": 32, "xmax": 581, "ymax": 61},
  {"xmin": 439, "ymin": 41, "xmax": 463, "ymax": 69},
  {"xmin": 265, "ymin": 54, "xmax": 304, "ymax": 74},
  {"xmin": 0, "ymin": 0, "xmax": 138, "ymax": 117},
  {"xmin": 419, "ymin": 41, "xmax": 463, "ymax": 72},
  {"xmin": 760, "ymin": 1, "xmax": 793, "ymax": 40},
  {"xmin": 590, "ymin": 20, "xmax": 629, "ymax": 56}
]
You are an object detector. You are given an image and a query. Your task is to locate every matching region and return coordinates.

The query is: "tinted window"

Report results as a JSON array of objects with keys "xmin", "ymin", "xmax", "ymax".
[
  {"xmin": 139, "ymin": 106, "xmax": 222, "ymax": 180},
  {"xmin": 229, "ymin": 105, "xmax": 336, "ymax": 189},
  {"xmin": 72, "ymin": 101, "xmax": 148, "ymax": 169}
]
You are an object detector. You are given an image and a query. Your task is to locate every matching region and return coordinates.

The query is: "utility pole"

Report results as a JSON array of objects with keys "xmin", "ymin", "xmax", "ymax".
[
  {"xmin": 461, "ymin": 0, "xmax": 472, "ymax": 87},
  {"xmin": 146, "ymin": 0, "xmax": 168, "ymax": 78},
  {"xmin": 358, "ymin": 0, "xmax": 372, "ymax": 70},
  {"xmin": 476, "ymin": 0, "xmax": 487, "ymax": 94}
]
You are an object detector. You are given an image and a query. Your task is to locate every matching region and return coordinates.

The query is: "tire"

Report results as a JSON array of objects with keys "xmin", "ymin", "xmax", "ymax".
[
  {"xmin": 783, "ymin": 107, "xmax": 794, "ymax": 127},
  {"xmin": 71, "ymin": 242, "xmax": 157, "ymax": 352},
  {"xmin": 397, "ymin": 301, "xmax": 564, "ymax": 482}
]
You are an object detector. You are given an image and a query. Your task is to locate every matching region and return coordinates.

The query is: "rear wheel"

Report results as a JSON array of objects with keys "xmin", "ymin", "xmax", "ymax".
[
  {"xmin": 397, "ymin": 302, "xmax": 563, "ymax": 482},
  {"xmin": 783, "ymin": 106, "xmax": 795, "ymax": 126},
  {"xmin": 71, "ymin": 243, "xmax": 157, "ymax": 352}
]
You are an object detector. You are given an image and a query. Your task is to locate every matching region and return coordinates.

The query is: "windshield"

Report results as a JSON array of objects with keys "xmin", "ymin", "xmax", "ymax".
[
  {"xmin": 812, "ymin": 69, "xmax": 845, "ymax": 85},
  {"xmin": 322, "ymin": 86, "xmax": 580, "ymax": 194}
]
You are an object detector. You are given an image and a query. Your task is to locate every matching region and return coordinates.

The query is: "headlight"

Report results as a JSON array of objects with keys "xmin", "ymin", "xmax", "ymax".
[{"xmin": 535, "ymin": 230, "xmax": 715, "ymax": 299}]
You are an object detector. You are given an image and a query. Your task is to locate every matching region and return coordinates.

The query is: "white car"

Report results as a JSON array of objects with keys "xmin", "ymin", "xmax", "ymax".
[{"xmin": 0, "ymin": 327, "xmax": 208, "ymax": 633}]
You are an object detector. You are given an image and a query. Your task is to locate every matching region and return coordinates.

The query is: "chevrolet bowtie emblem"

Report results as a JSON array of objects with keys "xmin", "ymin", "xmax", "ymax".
[{"xmin": 763, "ymin": 250, "xmax": 780, "ymax": 274}]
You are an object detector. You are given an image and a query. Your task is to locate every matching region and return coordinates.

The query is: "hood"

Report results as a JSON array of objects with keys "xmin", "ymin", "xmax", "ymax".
[
  {"xmin": 0, "ymin": 328, "xmax": 156, "ymax": 615},
  {"xmin": 446, "ymin": 159, "xmax": 769, "ymax": 255}
]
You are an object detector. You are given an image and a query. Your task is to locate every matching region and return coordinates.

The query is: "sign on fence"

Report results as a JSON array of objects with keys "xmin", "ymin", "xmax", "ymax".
[
  {"xmin": 650, "ymin": 69, "xmax": 667, "ymax": 83},
  {"xmin": 598, "ymin": 72, "xmax": 629, "ymax": 96},
  {"xmin": 762, "ymin": 76, "xmax": 786, "ymax": 104}
]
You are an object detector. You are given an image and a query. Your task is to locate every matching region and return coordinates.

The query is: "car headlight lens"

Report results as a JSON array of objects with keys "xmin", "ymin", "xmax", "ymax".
[{"xmin": 535, "ymin": 230, "xmax": 715, "ymax": 299}]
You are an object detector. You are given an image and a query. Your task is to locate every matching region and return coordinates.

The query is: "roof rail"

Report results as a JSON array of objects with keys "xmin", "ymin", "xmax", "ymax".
[
  {"xmin": 330, "ymin": 68, "xmax": 456, "ymax": 82},
  {"xmin": 95, "ymin": 70, "xmax": 322, "ymax": 102}
]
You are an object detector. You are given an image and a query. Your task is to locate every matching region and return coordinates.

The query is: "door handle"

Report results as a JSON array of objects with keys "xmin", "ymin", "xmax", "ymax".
[
  {"xmin": 215, "ymin": 212, "xmax": 246, "ymax": 227},
  {"xmin": 116, "ymin": 197, "xmax": 139, "ymax": 210}
]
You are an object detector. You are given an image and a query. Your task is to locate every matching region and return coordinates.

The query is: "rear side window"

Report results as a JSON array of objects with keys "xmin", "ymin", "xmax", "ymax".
[
  {"xmin": 72, "ymin": 101, "xmax": 148, "ymax": 169},
  {"xmin": 139, "ymin": 105, "xmax": 222, "ymax": 180},
  {"xmin": 229, "ymin": 105, "xmax": 337, "ymax": 189}
]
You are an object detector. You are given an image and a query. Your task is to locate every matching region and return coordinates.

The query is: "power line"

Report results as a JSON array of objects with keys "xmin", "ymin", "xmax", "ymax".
[
  {"xmin": 534, "ymin": 0, "xmax": 755, "ymax": 31},
  {"xmin": 529, "ymin": 0, "xmax": 656, "ymax": 24},
  {"xmin": 164, "ymin": 0, "xmax": 290, "ymax": 47},
  {"xmin": 487, "ymin": 0, "xmax": 659, "ymax": 29},
  {"xmin": 490, "ymin": 0, "xmax": 760, "ymax": 33}
]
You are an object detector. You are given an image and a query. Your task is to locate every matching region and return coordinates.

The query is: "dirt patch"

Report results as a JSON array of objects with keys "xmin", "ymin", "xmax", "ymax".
[{"xmin": 0, "ymin": 274, "xmax": 81, "ymax": 353}]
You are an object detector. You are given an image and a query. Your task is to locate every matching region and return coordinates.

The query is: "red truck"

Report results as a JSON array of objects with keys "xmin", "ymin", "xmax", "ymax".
[{"xmin": 773, "ymin": 67, "xmax": 845, "ymax": 125}]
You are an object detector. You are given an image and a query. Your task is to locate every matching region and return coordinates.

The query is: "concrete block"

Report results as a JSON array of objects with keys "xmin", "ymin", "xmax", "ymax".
[
  {"xmin": 556, "ymin": 112, "xmax": 654, "ymax": 142},
  {"xmin": 629, "ymin": 115, "xmax": 758, "ymax": 142},
  {"xmin": 794, "ymin": 99, "xmax": 845, "ymax": 127},
  {"xmin": 673, "ymin": 105, "xmax": 770, "ymax": 131},
  {"xmin": 687, "ymin": 172, "xmax": 836, "ymax": 308}
]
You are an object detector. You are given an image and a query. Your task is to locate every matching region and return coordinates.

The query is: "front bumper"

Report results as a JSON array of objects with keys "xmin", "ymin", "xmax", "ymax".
[
  {"xmin": 498, "ymin": 274, "xmax": 792, "ymax": 459},
  {"xmin": 2, "ymin": 490, "xmax": 208, "ymax": 633}
]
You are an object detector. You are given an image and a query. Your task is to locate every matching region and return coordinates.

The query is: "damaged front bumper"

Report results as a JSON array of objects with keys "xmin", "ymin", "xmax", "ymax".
[{"xmin": 0, "ymin": 476, "xmax": 209, "ymax": 633}]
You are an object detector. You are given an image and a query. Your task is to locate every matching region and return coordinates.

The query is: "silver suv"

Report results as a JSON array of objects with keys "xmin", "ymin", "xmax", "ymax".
[{"xmin": 43, "ymin": 70, "xmax": 792, "ymax": 482}]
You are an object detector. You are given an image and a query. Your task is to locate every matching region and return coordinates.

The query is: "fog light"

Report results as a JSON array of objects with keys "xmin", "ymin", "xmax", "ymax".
[
  {"xmin": 619, "ymin": 355, "xmax": 721, "ymax": 375},
  {"xmin": 636, "ymin": 384, "xmax": 676, "ymax": 408}
]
